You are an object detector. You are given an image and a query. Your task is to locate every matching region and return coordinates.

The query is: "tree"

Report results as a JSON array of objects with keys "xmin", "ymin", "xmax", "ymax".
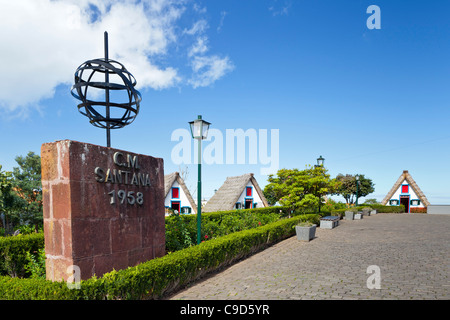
[
  {"xmin": 0, "ymin": 165, "xmax": 14, "ymax": 232},
  {"xmin": 263, "ymin": 166, "xmax": 340, "ymax": 213},
  {"xmin": 10, "ymin": 152, "xmax": 43, "ymax": 232},
  {"xmin": 363, "ymin": 198, "xmax": 379, "ymax": 205},
  {"xmin": 334, "ymin": 174, "xmax": 375, "ymax": 205}
]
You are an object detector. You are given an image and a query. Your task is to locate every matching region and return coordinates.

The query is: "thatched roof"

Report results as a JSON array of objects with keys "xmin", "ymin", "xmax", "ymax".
[
  {"xmin": 381, "ymin": 170, "xmax": 430, "ymax": 206},
  {"xmin": 203, "ymin": 173, "xmax": 269, "ymax": 213},
  {"xmin": 164, "ymin": 172, "xmax": 197, "ymax": 214}
]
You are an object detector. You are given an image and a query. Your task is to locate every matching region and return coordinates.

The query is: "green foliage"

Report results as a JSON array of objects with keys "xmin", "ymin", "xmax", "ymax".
[
  {"xmin": 363, "ymin": 198, "xmax": 379, "ymax": 204},
  {"xmin": 165, "ymin": 212, "xmax": 195, "ymax": 252},
  {"xmin": 1, "ymin": 152, "xmax": 43, "ymax": 234},
  {"xmin": 0, "ymin": 214, "xmax": 319, "ymax": 300},
  {"xmin": 165, "ymin": 206, "xmax": 288, "ymax": 252},
  {"xmin": 0, "ymin": 165, "xmax": 14, "ymax": 231},
  {"xmin": 0, "ymin": 233, "xmax": 45, "ymax": 277},
  {"xmin": 264, "ymin": 167, "xmax": 339, "ymax": 212},
  {"xmin": 334, "ymin": 174, "xmax": 375, "ymax": 205},
  {"xmin": 24, "ymin": 248, "xmax": 46, "ymax": 279},
  {"xmin": 330, "ymin": 204, "xmax": 405, "ymax": 215}
]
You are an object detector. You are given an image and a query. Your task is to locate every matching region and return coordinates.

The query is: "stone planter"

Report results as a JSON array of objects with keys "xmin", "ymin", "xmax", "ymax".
[
  {"xmin": 370, "ymin": 209, "xmax": 377, "ymax": 215},
  {"xmin": 354, "ymin": 212, "xmax": 363, "ymax": 220},
  {"xmin": 345, "ymin": 211, "xmax": 354, "ymax": 220},
  {"xmin": 362, "ymin": 208, "xmax": 371, "ymax": 216},
  {"xmin": 295, "ymin": 225, "xmax": 316, "ymax": 241}
]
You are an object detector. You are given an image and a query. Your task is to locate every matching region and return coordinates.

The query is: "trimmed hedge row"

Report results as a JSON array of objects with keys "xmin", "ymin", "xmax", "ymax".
[
  {"xmin": 166, "ymin": 206, "xmax": 291, "ymax": 225},
  {"xmin": 331, "ymin": 204, "xmax": 405, "ymax": 216},
  {"xmin": 0, "ymin": 206, "xmax": 290, "ymax": 277},
  {"xmin": 0, "ymin": 214, "xmax": 319, "ymax": 300},
  {"xmin": 0, "ymin": 233, "xmax": 44, "ymax": 278},
  {"xmin": 165, "ymin": 206, "xmax": 290, "ymax": 252}
]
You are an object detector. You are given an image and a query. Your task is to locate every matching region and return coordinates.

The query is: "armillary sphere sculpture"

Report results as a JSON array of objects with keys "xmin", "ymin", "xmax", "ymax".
[{"xmin": 71, "ymin": 31, "xmax": 142, "ymax": 147}]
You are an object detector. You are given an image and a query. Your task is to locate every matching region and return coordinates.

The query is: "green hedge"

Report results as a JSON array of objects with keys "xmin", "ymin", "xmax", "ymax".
[
  {"xmin": 0, "ymin": 214, "xmax": 319, "ymax": 300},
  {"xmin": 165, "ymin": 206, "xmax": 290, "ymax": 252},
  {"xmin": 0, "ymin": 206, "xmax": 290, "ymax": 278},
  {"xmin": 0, "ymin": 233, "xmax": 44, "ymax": 277},
  {"xmin": 331, "ymin": 204, "xmax": 405, "ymax": 216}
]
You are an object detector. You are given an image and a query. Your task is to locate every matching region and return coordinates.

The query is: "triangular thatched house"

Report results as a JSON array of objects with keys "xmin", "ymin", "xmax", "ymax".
[
  {"xmin": 164, "ymin": 172, "xmax": 197, "ymax": 215},
  {"xmin": 203, "ymin": 173, "xmax": 269, "ymax": 213},
  {"xmin": 381, "ymin": 170, "xmax": 430, "ymax": 212}
]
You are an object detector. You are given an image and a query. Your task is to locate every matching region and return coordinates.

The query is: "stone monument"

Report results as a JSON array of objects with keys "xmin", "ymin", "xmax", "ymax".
[
  {"xmin": 42, "ymin": 141, "xmax": 165, "ymax": 281},
  {"xmin": 42, "ymin": 32, "xmax": 164, "ymax": 281}
]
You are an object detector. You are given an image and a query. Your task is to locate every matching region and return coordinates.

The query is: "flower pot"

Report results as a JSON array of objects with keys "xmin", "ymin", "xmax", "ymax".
[
  {"xmin": 362, "ymin": 208, "xmax": 371, "ymax": 216},
  {"xmin": 354, "ymin": 212, "xmax": 363, "ymax": 220},
  {"xmin": 295, "ymin": 225, "xmax": 316, "ymax": 241},
  {"xmin": 370, "ymin": 209, "xmax": 377, "ymax": 215},
  {"xmin": 345, "ymin": 211, "xmax": 354, "ymax": 220}
]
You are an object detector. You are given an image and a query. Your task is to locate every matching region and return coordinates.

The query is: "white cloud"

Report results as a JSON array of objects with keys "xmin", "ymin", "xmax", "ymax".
[
  {"xmin": 183, "ymin": 19, "xmax": 208, "ymax": 35},
  {"xmin": 268, "ymin": 0, "xmax": 291, "ymax": 16},
  {"xmin": 0, "ymin": 0, "xmax": 233, "ymax": 114},
  {"xmin": 217, "ymin": 11, "xmax": 227, "ymax": 33},
  {"xmin": 183, "ymin": 10, "xmax": 233, "ymax": 88},
  {"xmin": 189, "ymin": 55, "xmax": 234, "ymax": 88},
  {"xmin": 188, "ymin": 36, "xmax": 209, "ymax": 57}
]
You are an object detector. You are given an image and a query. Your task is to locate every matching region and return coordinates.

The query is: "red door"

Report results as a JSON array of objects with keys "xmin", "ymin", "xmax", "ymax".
[
  {"xmin": 171, "ymin": 201, "xmax": 181, "ymax": 213},
  {"xmin": 400, "ymin": 196, "xmax": 410, "ymax": 213}
]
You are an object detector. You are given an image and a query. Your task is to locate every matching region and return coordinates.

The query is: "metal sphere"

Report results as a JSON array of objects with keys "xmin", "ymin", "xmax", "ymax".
[{"xmin": 71, "ymin": 58, "xmax": 141, "ymax": 130}]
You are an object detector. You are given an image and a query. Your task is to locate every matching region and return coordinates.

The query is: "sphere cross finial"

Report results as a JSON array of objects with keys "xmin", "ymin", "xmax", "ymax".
[{"xmin": 71, "ymin": 31, "xmax": 142, "ymax": 147}]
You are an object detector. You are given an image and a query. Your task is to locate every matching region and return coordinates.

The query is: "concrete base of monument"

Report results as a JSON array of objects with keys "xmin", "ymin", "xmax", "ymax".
[{"xmin": 41, "ymin": 140, "xmax": 165, "ymax": 281}]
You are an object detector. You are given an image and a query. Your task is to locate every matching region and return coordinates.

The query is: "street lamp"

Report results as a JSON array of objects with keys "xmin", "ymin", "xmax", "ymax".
[
  {"xmin": 355, "ymin": 174, "xmax": 360, "ymax": 207},
  {"xmin": 316, "ymin": 155, "xmax": 325, "ymax": 167},
  {"xmin": 189, "ymin": 115, "xmax": 211, "ymax": 244},
  {"xmin": 314, "ymin": 156, "xmax": 325, "ymax": 212}
]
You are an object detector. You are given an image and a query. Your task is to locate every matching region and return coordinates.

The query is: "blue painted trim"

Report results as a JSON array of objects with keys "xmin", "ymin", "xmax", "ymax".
[
  {"xmin": 246, "ymin": 186, "xmax": 253, "ymax": 197},
  {"xmin": 171, "ymin": 187, "xmax": 180, "ymax": 199}
]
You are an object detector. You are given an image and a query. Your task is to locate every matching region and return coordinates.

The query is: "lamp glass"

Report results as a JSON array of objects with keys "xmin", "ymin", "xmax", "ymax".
[
  {"xmin": 317, "ymin": 155, "xmax": 325, "ymax": 166},
  {"xmin": 189, "ymin": 116, "xmax": 210, "ymax": 139}
]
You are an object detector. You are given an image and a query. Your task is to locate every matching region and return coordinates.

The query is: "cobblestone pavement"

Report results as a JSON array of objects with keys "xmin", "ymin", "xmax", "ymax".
[{"xmin": 168, "ymin": 213, "xmax": 450, "ymax": 300}]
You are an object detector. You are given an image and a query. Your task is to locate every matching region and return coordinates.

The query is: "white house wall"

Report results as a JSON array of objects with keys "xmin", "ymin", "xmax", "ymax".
[
  {"xmin": 236, "ymin": 181, "xmax": 264, "ymax": 208},
  {"xmin": 164, "ymin": 180, "xmax": 194, "ymax": 213},
  {"xmin": 389, "ymin": 179, "xmax": 425, "ymax": 208}
]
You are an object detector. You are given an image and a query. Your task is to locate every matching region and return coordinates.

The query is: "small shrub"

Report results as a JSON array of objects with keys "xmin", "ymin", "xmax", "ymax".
[
  {"xmin": 24, "ymin": 248, "xmax": 46, "ymax": 279},
  {"xmin": 0, "ymin": 233, "xmax": 44, "ymax": 277}
]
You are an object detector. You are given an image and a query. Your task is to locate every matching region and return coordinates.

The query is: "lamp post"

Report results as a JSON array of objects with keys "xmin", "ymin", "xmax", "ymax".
[
  {"xmin": 355, "ymin": 174, "xmax": 360, "ymax": 207},
  {"xmin": 314, "ymin": 156, "xmax": 325, "ymax": 212},
  {"xmin": 189, "ymin": 115, "xmax": 211, "ymax": 245}
]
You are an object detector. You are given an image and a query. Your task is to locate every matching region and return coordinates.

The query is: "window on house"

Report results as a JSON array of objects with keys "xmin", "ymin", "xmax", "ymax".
[
  {"xmin": 389, "ymin": 199, "xmax": 399, "ymax": 205},
  {"xmin": 401, "ymin": 185, "xmax": 409, "ymax": 193},
  {"xmin": 181, "ymin": 206, "xmax": 192, "ymax": 214},
  {"xmin": 410, "ymin": 200, "xmax": 420, "ymax": 206},
  {"xmin": 172, "ymin": 187, "xmax": 179, "ymax": 198},
  {"xmin": 235, "ymin": 202, "xmax": 242, "ymax": 209},
  {"xmin": 246, "ymin": 187, "xmax": 252, "ymax": 197}
]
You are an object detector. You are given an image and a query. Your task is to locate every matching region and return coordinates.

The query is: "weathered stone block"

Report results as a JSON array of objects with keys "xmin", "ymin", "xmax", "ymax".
[{"xmin": 42, "ymin": 140, "xmax": 165, "ymax": 281}]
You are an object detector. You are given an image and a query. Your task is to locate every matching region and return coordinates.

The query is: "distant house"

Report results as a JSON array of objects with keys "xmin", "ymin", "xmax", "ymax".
[
  {"xmin": 164, "ymin": 172, "xmax": 197, "ymax": 215},
  {"xmin": 203, "ymin": 173, "xmax": 269, "ymax": 213},
  {"xmin": 381, "ymin": 170, "xmax": 430, "ymax": 213}
]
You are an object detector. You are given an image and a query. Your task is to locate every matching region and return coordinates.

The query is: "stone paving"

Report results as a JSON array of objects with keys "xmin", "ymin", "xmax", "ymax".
[{"xmin": 168, "ymin": 213, "xmax": 450, "ymax": 300}]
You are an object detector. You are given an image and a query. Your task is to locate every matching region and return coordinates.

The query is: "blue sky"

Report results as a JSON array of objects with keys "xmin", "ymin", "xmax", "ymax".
[{"xmin": 0, "ymin": 0, "xmax": 449, "ymax": 204}]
